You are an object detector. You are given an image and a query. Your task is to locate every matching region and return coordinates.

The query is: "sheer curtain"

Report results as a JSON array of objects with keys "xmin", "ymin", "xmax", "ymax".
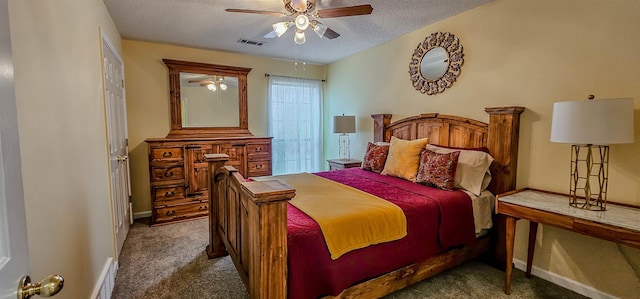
[{"xmin": 268, "ymin": 75, "xmax": 323, "ymax": 175}]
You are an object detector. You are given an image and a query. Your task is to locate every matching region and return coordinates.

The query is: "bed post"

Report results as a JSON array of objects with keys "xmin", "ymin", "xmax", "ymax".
[
  {"xmin": 484, "ymin": 107, "xmax": 525, "ymax": 195},
  {"xmin": 205, "ymin": 154, "xmax": 230, "ymax": 259},
  {"xmin": 484, "ymin": 106, "xmax": 525, "ymax": 269},
  {"xmin": 371, "ymin": 114, "xmax": 392, "ymax": 142}
]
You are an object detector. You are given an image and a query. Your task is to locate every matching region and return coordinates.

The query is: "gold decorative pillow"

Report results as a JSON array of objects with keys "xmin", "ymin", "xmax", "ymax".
[{"xmin": 380, "ymin": 136, "xmax": 429, "ymax": 182}]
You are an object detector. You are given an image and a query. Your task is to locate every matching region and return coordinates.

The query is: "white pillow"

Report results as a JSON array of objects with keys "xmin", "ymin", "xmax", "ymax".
[{"xmin": 424, "ymin": 144, "xmax": 494, "ymax": 196}]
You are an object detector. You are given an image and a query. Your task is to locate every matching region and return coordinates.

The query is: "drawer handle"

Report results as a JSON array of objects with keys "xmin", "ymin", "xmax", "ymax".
[
  {"xmin": 163, "ymin": 171, "xmax": 174, "ymax": 177},
  {"xmin": 199, "ymin": 205, "xmax": 208, "ymax": 211},
  {"xmin": 255, "ymin": 147, "xmax": 263, "ymax": 152},
  {"xmin": 254, "ymin": 164, "xmax": 263, "ymax": 169},
  {"xmin": 166, "ymin": 210, "xmax": 176, "ymax": 216},
  {"xmin": 162, "ymin": 152, "xmax": 173, "ymax": 158},
  {"xmin": 164, "ymin": 191, "xmax": 175, "ymax": 197}
]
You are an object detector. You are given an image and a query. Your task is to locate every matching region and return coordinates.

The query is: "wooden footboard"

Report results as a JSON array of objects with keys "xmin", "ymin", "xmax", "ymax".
[
  {"xmin": 205, "ymin": 154, "xmax": 295, "ymax": 298},
  {"xmin": 206, "ymin": 106, "xmax": 524, "ymax": 298}
]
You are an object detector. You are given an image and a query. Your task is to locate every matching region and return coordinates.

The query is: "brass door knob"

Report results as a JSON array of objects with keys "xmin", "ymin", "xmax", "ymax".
[{"xmin": 18, "ymin": 274, "xmax": 64, "ymax": 299}]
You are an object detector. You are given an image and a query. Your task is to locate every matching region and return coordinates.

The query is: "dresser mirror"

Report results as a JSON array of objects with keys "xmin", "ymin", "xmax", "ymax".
[
  {"xmin": 409, "ymin": 32, "xmax": 464, "ymax": 95},
  {"xmin": 164, "ymin": 59, "xmax": 252, "ymax": 137}
]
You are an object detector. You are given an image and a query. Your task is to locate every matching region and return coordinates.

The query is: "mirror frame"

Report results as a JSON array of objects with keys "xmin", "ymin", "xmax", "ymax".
[
  {"xmin": 408, "ymin": 32, "xmax": 464, "ymax": 95},
  {"xmin": 163, "ymin": 59, "xmax": 252, "ymax": 137}
]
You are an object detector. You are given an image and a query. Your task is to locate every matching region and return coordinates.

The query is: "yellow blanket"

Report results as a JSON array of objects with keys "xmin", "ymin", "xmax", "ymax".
[{"xmin": 261, "ymin": 173, "xmax": 407, "ymax": 260}]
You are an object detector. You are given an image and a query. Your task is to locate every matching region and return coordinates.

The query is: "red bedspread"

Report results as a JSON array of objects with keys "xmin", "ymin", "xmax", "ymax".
[{"xmin": 287, "ymin": 168, "xmax": 476, "ymax": 299}]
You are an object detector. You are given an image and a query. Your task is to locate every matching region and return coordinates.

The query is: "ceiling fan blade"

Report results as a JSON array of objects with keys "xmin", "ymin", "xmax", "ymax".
[
  {"xmin": 315, "ymin": 4, "xmax": 373, "ymax": 18},
  {"xmin": 187, "ymin": 79, "xmax": 214, "ymax": 84},
  {"xmin": 225, "ymin": 8, "xmax": 287, "ymax": 17},
  {"xmin": 263, "ymin": 31, "xmax": 278, "ymax": 39},
  {"xmin": 323, "ymin": 27, "xmax": 340, "ymax": 39}
]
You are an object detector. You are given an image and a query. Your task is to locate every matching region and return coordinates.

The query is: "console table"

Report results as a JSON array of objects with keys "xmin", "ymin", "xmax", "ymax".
[{"xmin": 496, "ymin": 188, "xmax": 640, "ymax": 294}]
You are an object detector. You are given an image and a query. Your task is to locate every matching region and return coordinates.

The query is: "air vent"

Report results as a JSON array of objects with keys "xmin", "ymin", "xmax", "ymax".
[{"xmin": 237, "ymin": 39, "xmax": 265, "ymax": 46}]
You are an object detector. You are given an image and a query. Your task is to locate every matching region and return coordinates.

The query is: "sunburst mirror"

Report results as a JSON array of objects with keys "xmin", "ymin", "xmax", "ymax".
[{"xmin": 409, "ymin": 32, "xmax": 464, "ymax": 95}]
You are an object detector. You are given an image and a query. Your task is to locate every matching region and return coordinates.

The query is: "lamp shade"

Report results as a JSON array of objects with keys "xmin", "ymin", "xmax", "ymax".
[
  {"xmin": 333, "ymin": 115, "xmax": 356, "ymax": 134},
  {"xmin": 551, "ymin": 98, "xmax": 634, "ymax": 145}
]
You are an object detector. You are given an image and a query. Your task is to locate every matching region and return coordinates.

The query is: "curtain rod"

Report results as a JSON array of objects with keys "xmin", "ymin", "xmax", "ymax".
[{"xmin": 264, "ymin": 73, "xmax": 326, "ymax": 82}]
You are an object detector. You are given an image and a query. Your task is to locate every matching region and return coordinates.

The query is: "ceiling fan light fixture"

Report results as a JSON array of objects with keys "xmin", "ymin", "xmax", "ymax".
[
  {"xmin": 295, "ymin": 14, "xmax": 309, "ymax": 31},
  {"xmin": 219, "ymin": 83, "xmax": 228, "ymax": 91},
  {"xmin": 273, "ymin": 21, "xmax": 291, "ymax": 37},
  {"xmin": 311, "ymin": 21, "xmax": 327, "ymax": 38},
  {"xmin": 207, "ymin": 83, "xmax": 216, "ymax": 91},
  {"xmin": 294, "ymin": 29, "xmax": 306, "ymax": 44},
  {"xmin": 291, "ymin": 0, "xmax": 308, "ymax": 13}
]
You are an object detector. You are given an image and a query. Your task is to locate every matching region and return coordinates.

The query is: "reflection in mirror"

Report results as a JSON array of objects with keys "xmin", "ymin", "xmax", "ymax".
[
  {"xmin": 180, "ymin": 72, "xmax": 239, "ymax": 128},
  {"xmin": 420, "ymin": 47, "xmax": 449, "ymax": 81}
]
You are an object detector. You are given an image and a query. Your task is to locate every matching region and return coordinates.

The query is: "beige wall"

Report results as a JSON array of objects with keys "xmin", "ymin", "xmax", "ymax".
[
  {"xmin": 325, "ymin": 0, "xmax": 640, "ymax": 297},
  {"xmin": 123, "ymin": 40, "xmax": 326, "ymax": 214},
  {"xmin": 8, "ymin": 0, "xmax": 121, "ymax": 297}
]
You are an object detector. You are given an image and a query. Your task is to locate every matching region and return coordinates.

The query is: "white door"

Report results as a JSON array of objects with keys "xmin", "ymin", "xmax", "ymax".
[
  {"xmin": 0, "ymin": 0, "xmax": 30, "ymax": 296},
  {"xmin": 101, "ymin": 33, "xmax": 131, "ymax": 258}
]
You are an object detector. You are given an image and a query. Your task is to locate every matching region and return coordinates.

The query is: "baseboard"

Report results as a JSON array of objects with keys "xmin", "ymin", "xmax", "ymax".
[
  {"xmin": 133, "ymin": 210, "xmax": 151, "ymax": 219},
  {"xmin": 90, "ymin": 257, "xmax": 118, "ymax": 299},
  {"xmin": 513, "ymin": 259, "xmax": 616, "ymax": 299}
]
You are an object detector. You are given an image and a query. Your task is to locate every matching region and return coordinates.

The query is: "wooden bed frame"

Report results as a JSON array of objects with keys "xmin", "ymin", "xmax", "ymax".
[{"xmin": 205, "ymin": 106, "xmax": 524, "ymax": 299}]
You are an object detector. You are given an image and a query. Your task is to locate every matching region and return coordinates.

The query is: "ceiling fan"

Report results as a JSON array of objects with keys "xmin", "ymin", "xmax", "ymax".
[
  {"xmin": 225, "ymin": 0, "xmax": 373, "ymax": 44},
  {"xmin": 187, "ymin": 76, "xmax": 228, "ymax": 91}
]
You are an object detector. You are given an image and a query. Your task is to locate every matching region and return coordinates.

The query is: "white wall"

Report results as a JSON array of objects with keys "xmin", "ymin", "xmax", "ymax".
[{"xmin": 8, "ymin": 0, "xmax": 121, "ymax": 297}]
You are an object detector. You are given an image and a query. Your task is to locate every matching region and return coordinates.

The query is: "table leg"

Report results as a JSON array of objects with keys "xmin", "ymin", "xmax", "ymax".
[
  {"xmin": 526, "ymin": 222, "xmax": 538, "ymax": 278},
  {"xmin": 505, "ymin": 216, "xmax": 516, "ymax": 295}
]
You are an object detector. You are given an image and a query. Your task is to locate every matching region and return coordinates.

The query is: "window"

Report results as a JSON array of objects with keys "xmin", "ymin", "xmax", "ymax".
[{"xmin": 268, "ymin": 75, "xmax": 323, "ymax": 175}]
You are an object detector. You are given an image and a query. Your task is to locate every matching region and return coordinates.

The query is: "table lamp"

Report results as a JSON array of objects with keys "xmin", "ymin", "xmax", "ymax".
[
  {"xmin": 333, "ymin": 115, "xmax": 356, "ymax": 160},
  {"xmin": 550, "ymin": 96, "xmax": 634, "ymax": 210}
]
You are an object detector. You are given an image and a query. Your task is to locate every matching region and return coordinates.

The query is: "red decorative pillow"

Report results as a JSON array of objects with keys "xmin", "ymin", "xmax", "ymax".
[
  {"xmin": 361, "ymin": 142, "xmax": 389, "ymax": 173},
  {"xmin": 415, "ymin": 149, "xmax": 460, "ymax": 190}
]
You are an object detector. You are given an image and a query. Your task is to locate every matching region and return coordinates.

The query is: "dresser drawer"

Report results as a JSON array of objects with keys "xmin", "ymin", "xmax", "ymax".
[
  {"xmin": 155, "ymin": 203, "xmax": 209, "ymax": 224},
  {"xmin": 150, "ymin": 147, "xmax": 183, "ymax": 162},
  {"xmin": 247, "ymin": 143, "xmax": 271, "ymax": 160},
  {"xmin": 153, "ymin": 194, "xmax": 207, "ymax": 208},
  {"xmin": 247, "ymin": 160, "xmax": 271, "ymax": 177},
  {"xmin": 151, "ymin": 165, "xmax": 185, "ymax": 182},
  {"xmin": 154, "ymin": 185, "xmax": 186, "ymax": 200}
]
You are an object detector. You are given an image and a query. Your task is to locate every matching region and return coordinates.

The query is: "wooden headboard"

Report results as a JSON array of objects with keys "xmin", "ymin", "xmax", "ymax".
[{"xmin": 372, "ymin": 106, "xmax": 525, "ymax": 196}]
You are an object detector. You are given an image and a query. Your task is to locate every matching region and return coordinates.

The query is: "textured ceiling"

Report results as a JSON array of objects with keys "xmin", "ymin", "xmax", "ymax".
[{"xmin": 103, "ymin": 0, "xmax": 492, "ymax": 65}]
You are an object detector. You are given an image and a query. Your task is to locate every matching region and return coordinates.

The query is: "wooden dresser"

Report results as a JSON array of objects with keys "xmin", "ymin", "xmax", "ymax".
[{"xmin": 146, "ymin": 136, "xmax": 272, "ymax": 225}]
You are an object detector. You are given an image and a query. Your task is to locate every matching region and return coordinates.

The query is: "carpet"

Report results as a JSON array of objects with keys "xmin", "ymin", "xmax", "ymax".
[{"xmin": 112, "ymin": 218, "xmax": 587, "ymax": 299}]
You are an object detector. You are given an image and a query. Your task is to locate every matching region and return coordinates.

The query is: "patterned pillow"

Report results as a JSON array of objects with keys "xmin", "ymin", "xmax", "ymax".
[
  {"xmin": 425, "ymin": 144, "xmax": 494, "ymax": 196},
  {"xmin": 361, "ymin": 142, "xmax": 389, "ymax": 173},
  {"xmin": 415, "ymin": 149, "xmax": 460, "ymax": 190},
  {"xmin": 380, "ymin": 137, "xmax": 429, "ymax": 182}
]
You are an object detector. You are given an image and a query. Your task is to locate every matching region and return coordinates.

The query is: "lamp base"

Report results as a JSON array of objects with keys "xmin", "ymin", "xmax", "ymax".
[
  {"xmin": 338, "ymin": 134, "xmax": 350, "ymax": 161},
  {"xmin": 568, "ymin": 145, "xmax": 608, "ymax": 211}
]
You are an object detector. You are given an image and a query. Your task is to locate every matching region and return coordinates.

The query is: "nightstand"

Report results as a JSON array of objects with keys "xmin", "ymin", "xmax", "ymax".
[{"xmin": 327, "ymin": 159, "xmax": 362, "ymax": 170}]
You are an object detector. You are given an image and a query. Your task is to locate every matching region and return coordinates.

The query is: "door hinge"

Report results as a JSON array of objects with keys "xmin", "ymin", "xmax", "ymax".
[{"xmin": 125, "ymin": 138, "xmax": 128, "ymax": 146}]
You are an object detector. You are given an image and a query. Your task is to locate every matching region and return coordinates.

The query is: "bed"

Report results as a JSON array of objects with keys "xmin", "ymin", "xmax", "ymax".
[{"xmin": 205, "ymin": 106, "xmax": 525, "ymax": 298}]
